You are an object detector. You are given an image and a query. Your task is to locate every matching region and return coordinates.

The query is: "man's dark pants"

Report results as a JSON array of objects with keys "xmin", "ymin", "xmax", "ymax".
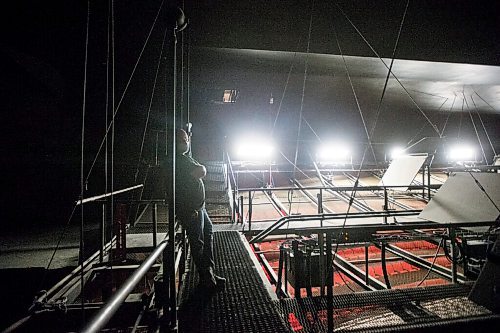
[{"xmin": 180, "ymin": 206, "xmax": 215, "ymax": 280}]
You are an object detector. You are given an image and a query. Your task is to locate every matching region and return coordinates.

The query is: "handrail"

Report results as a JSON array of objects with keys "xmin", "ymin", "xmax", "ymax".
[
  {"xmin": 250, "ymin": 210, "xmax": 423, "ymax": 243},
  {"xmin": 237, "ymin": 184, "xmax": 441, "ymax": 192},
  {"xmin": 226, "ymin": 152, "xmax": 240, "ymax": 223},
  {"xmin": 252, "ymin": 217, "xmax": 498, "ymax": 244},
  {"xmin": 82, "ymin": 236, "xmax": 168, "ymax": 333},
  {"xmin": 76, "ymin": 184, "xmax": 144, "ymax": 205},
  {"xmin": 226, "ymin": 152, "xmax": 238, "ymax": 192},
  {"xmin": 30, "ymin": 238, "xmax": 115, "ymax": 306}
]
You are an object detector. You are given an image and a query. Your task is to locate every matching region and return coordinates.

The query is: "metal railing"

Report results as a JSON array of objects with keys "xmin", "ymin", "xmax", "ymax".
[
  {"xmin": 267, "ymin": 218, "xmax": 498, "ymax": 333},
  {"xmin": 82, "ymin": 237, "xmax": 169, "ymax": 333},
  {"xmin": 234, "ymin": 183, "xmax": 439, "ymax": 234}
]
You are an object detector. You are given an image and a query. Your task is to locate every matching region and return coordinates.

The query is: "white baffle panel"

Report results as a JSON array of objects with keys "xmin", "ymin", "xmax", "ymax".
[
  {"xmin": 379, "ymin": 154, "xmax": 428, "ymax": 191},
  {"xmin": 419, "ymin": 172, "xmax": 500, "ymax": 225}
]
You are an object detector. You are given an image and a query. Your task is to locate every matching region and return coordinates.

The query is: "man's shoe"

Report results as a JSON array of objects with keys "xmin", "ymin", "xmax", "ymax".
[
  {"xmin": 199, "ymin": 277, "xmax": 216, "ymax": 289},
  {"xmin": 199, "ymin": 275, "xmax": 226, "ymax": 291},
  {"xmin": 214, "ymin": 275, "xmax": 226, "ymax": 290}
]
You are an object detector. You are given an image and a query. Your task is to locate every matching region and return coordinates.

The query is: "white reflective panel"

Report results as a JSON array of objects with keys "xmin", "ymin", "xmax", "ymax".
[
  {"xmin": 419, "ymin": 172, "xmax": 500, "ymax": 224},
  {"xmin": 379, "ymin": 154, "xmax": 428, "ymax": 190}
]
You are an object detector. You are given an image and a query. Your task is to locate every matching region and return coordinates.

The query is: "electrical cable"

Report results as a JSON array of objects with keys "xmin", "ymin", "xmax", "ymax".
[{"xmin": 416, "ymin": 237, "xmax": 444, "ymax": 287}]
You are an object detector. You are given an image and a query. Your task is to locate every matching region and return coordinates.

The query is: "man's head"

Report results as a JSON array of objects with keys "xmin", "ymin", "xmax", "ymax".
[{"xmin": 176, "ymin": 128, "xmax": 190, "ymax": 155}]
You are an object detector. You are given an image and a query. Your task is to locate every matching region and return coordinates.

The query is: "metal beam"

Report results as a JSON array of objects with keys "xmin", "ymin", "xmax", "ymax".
[
  {"xmin": 384, "ymin": 243, "xmax": 467, "ymax": 283},
  {"xmin": 333, "ymin": 254, "xmax": 386, "ymax": 291}
]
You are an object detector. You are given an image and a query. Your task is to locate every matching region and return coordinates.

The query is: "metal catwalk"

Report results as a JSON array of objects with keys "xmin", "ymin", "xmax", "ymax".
[
  {"xmin": 176, "ymin": 230, "xmax": 500, "ymax": 333},
  {"xmin": 275, "ymin": 284, "xmax": 500, "ymax": 332},
  {"xmin": 178, "ymin": 231, "xmax": 290, "ymax": 333}
]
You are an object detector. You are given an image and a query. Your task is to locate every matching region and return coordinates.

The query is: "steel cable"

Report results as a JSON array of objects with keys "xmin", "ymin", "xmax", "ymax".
[{"xmin": 334, "ymin": 2, "xmax": 441, "ymax": 137}]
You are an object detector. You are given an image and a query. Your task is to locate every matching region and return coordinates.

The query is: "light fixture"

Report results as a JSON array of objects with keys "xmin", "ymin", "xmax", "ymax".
[
  {"xmin": 316, "ymin": 143, "xmax": 351, "ymax": 164},
  {"xmin": 389, "ymin": 146, "xmax": 406, "ymax": 160},
  {"xmin": 234, "ymin": 138, "xmax": 275, "ymax": 161},
  {"xmin": 447, "ymin": 145, "xmax": 475, "ymax": 162}
]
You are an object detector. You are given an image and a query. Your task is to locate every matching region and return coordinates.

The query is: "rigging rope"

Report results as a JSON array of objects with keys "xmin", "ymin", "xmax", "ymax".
[
  {"xmin": 464, "ymin": 92, "xmax": 488, "ymax": 163},
  {"xmin": 471, "ymin": 92, "xmax": 497, "ymax": 156},
  {"xmin": 370, "ymin": 0, "xmax": 411, "ymax": 147},
  {"xmin": 85, "ymin": 0, "xmax": 165, "ymax": 183},
  {"xmin": 439, "ymin": 94, "xmax": 456, "ymax": 137},
  {"xmin": 104, "ymin": 0, "xmax": 111, "ymax": 224},
  {"xmin": 79, "ymin": 0, "xmax": 91, "ymax": 321},
  {"xmin": 407, "ymin": 98, "xmax": 448, "ymax": 146},
  {"xmin": 109, "ymin": 0, "xmax": 116, "ymax": 300},
  {"xmin": 329, "ymin": 0, "xmax": 412, "ymax": 260},
  {"xmin": 334, "ymin": 29, "xmax": 377, "ymax": 164},
  {"xmin": 292, "ymin": 0, "xmax": 314, "ymax": 179},
  {"xmin": 290, "ymin": 0, "xmax": 315, "ymax": 213},
  {"xmin": 134, "ymin": 26, "xmax": 169, "ymax": 182},
  {"xmin": 271, "ymin": 53, "xmax": 297, "ymax": 137},
  {"xmin": 301, "ymin": 115, "xmax": 322, "ymax": 142},
  {"xmin": 38, "ymin": 0, "xmax": 162, "ymax": 300},
  {"xmin": 334, "ymin": 2, "xmax": 441, "ymax": 137},
  {"xmin": 457, "ymin": 90, "xmax": 465, "ymax": 138}
]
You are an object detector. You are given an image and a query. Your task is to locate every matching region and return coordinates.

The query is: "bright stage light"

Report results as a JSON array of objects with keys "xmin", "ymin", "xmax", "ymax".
[
  {"xmin": 390, "ymin": 147, "xmax": 406, "ymax": 160},
  {"xmin": 447, "ymin": 145, "xmax": 475, "ymax": 162},
  {"xmin": 316, "ymin": 143, "xmax": 351, "ymax": 163},
  {"xmin": 234, "ymin": 139, "xmax": 275, "ymax": 161}
]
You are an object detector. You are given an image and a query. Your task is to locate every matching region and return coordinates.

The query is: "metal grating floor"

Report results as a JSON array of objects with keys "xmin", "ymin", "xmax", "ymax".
[
  {"xmin": 178, "ymin": 231, "xmax": 290, "ymax": 333},
  {"xmin": 275, "ymin": 284, "xmax": 500, "ymax": 332}
]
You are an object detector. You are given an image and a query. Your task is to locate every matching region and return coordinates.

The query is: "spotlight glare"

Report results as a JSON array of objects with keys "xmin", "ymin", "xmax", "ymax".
[
  {"xmin": 317, "ymin": 143, "xmax": 351, "ymax": 163},
  {"xmin": 234, "ymin": 139, "xmax": 274, "ymax": 161},
  {"xmin": 448, "ymin": 145, "xmax": 475, "ymax": 162},
  {"xmin": 390, "ymin": 147, "xmax": 406, "ymax": 160}
]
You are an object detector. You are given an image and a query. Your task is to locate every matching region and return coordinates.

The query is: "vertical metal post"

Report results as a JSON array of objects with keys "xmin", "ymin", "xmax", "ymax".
[
  {"xmin": 383, "ymin": 187, "xmax": 388, "ymax": 224},
  {"xmin": 449, "ymin": 228, "xmax": 458, "ymax": 283},
  {"xmin": 422, "ymin": 164, "xmax": 426, "ymax": 199},
  {"xmin": 365, "ymin": 244, "xmax": 369, "ymax": 285},
  {"xmin": 318, "ymin": 189, "xmax": 323, "ymax": 214},
  {"xmin": 318, "ymin": 233, "xmax": 325, "ymax": 296},
  {"xmin": 239, "ymin": 195, "xmax": 244, "ymax": 224},
  {"xmin": 277, "ymin": 245, "xmax": 284, "ymax": 297},
  {"xmin": 326, "ymin": 232, "xmax": 334, "ymax": 333},
  {"xmin": 248, "ymin": 190, "xmax": 252, "ymax": 230},
  {"xmin": 179, "ymin": 228, "xmax": 186, "ymax": 286},
  {"xmin": 284, "ymin": 248, "xmax": 289, "ymax": 296},
  {"xmin": 155, "ymin": 132, "xmax": 159, "ymax": 166},
  {"xmin": 292, "ymin": 240, "xmax": 300, "ymax": 298},
  {"xmin": 163, "ymin": 6, "xmax": 184, "ymax": 329},
  {"xmin": 100, "ymin": 203, "xmax": 106, "ymax": 262},
  {"xmin": 152, "ymin": 203, "xmax": 158, "ymax": 248},
  {"xmin": 232, "ymin": 190, "xmax": 236, "ymax": 224},
  {"xmin": 427, "ymin": 164, "xmax": 431, "ymax": 199},
  {"xmin": 381, "ymin": 242, "xmax": 391, "ymax": 289}
]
